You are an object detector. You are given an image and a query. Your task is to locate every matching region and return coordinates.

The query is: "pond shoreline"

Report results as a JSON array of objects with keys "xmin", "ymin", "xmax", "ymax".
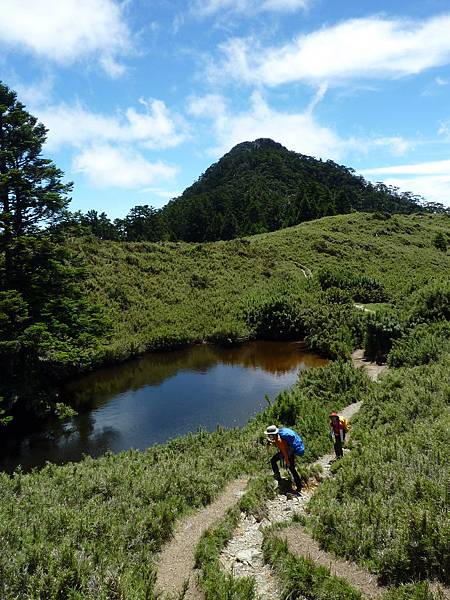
[{"xmin": 1, "ymin": 340, "xmax": 327, "ymax": 474}]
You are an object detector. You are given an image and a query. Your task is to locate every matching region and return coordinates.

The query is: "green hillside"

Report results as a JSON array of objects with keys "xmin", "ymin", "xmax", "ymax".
[
  {"xmin": 1, "ymin": 212, "xmax": 449, "ymax": 598},
  {"xmin": 76, "ymin": 211, "xmax": 449, "ymax": 364}
]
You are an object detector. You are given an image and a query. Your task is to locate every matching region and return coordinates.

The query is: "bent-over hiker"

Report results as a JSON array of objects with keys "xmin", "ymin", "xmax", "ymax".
[
  {"xmin": 266, "ymin": 425, "xmax": 304, "ymax": 493},
  {"xmin": 329, "ymin": 411, "xmax": 349, "ymax": 459}
]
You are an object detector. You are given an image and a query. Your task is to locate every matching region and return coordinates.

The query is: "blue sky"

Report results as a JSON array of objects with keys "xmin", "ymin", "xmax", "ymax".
[{"xmin": 1, "ymin": 0, "xmax": 450, "ymax": 218}]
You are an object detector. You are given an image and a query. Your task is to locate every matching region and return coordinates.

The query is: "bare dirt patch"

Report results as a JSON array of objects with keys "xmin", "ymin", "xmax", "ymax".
[{"xmin": 351, "ymin": 349, "xmax": 388, "ymax": 381}]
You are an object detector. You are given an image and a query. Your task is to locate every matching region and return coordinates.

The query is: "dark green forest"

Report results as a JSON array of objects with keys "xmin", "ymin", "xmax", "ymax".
[{"xmin": 58, "ymin": 139, "xmax": 448, "ymax": 243}]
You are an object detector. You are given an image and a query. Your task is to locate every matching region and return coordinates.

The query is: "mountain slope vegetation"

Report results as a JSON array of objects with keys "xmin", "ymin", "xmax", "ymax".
[
  {"xmin": 63, "ymin": 139, "xmax": 447, "ymax": 244},
  {"xmin": 161, "ymin": 138, "xmax": 431, "ymax": 241},
  {"xmin": 75, "ymin": 212, "xmax": 449, "ymax": 364}
]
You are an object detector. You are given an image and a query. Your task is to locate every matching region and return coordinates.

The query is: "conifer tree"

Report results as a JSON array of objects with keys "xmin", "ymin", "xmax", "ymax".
[
  {"xmin": 0, "ymin": 82, "xmax": 72, "ymax": 288},
  {"xmin": 0, "ymin": 82, "xmax": 109, "ymax": 424}
]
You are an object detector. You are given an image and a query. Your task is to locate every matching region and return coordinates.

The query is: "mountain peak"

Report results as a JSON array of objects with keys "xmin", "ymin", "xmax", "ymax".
[
  {"xmin": 228, "ymin": 138, "xmax": 287, "ymax": 153},
  {"xmin": 163, "ymin": 139, "xmax": 425, "ymax": 242}
]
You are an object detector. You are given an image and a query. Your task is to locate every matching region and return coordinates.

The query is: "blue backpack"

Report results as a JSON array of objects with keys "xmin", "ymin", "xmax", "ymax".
[{"xmin": 278, "ymin": 427, "xmax": 305, "ymax": 456}]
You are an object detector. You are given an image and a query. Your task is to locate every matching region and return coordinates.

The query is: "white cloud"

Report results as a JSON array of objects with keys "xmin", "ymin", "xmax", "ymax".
[
  {"xmin": 210, "ymin": 13, "xmax": 450, "ymax": 86},
  {"xmin": 188, "ymin": 91, "xmax": 351, "ymax": 159},
  {"xmin": 73, "ymin": 145, "xmax": 178, "ymax": 189},
  {"xmin": 362, "ymin": 159, "xmax": 450, "ymax": 176},
  {"xmin": 362, "ymin": 160, "xmax": 450, "ymax": 206},
  {"xmin": 192, "ymin": 0, "xmax": 310, "ymax": 17},
  {"xmin": 139, "ymin": 187, "xmax": 182, "ymax": 199},
  {"xmin": 0, "ymin": 0, "xmax": 130, "ymax": 76},
  {"xmin": 188, "ymin": 91, "xmax": 412, "ymax": 161},
  {"xmin": 38, "ymin": 99, "xmax": 187, "ymax": 151},
  {"xmin": 380, "ymin": 176, "xmax": 450, "ymax": 206},
  {"xmin": 371, "ymin": 137, "xmax": 413, "ymax": 156}
]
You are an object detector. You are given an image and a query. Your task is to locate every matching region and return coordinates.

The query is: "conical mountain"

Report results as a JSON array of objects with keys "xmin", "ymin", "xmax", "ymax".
[{"xmin": 162, "ymin": 139, "xmax": 423, "ymax": 242}]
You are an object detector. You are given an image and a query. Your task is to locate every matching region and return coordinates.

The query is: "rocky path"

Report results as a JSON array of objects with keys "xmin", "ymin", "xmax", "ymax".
[
  {"xmin": 219, "ymin": 401, "xmax": 363, "ymax": 600},
  {"xmin": 155, "ymin": 477, "xmax": 249, "ymax": 599},
  {"xmin": 155, "ymin": 352, "xmax": 386, "ymax": 599}
]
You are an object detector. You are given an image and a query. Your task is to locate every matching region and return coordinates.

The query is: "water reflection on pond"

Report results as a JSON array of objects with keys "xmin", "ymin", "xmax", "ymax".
[{"xmin": 1, "ymin": 341, "xmax": 327, "ymax": 472}]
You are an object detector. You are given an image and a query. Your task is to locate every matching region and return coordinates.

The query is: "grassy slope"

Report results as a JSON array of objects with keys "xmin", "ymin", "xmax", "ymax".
[
  {"xmin": 74, "ymin": 212, "xmax": 450, "ymax": 362},
  {"xmin": 0, "ymin": 362, "xmax": 368, "ymax": 599},
  {"xmin": 1, "ymin": 213, "xmax": 448, "ymax": 598}
]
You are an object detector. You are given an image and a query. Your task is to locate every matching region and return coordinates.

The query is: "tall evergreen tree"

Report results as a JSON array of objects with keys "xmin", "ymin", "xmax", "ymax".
[
  {"xmin": 0, "ymin": 82, "xmax": 109, "ymax": 424},
  {"xmin": 0, "ymin": 83, "xmax": 72, "ymax": 288}
]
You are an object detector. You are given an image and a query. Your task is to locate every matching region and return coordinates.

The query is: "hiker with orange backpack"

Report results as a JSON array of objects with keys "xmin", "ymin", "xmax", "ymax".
[{"xmin": 329, "ymin": 412, "xmax": 349, "ymax": 459}]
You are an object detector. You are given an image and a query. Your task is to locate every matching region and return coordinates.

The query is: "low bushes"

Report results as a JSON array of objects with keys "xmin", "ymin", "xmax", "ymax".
[
  {"xmin": 307, "ymin": 358, "xmax": 450, "ymax": 586},
  {"xmin": 242, "ymin": 283, "xmax": 306, "ymax": 340},
  {"xmin": 388, "ymin": 321, "xmax": 450, "ymax": 367},
  {"xmin": 317, "ymin": 268, "xmax": 388, "ymax": 303},
  {"xmin": 407, "ymin": 280, "xmax": 450, "ymax": 324},
  {"xmin": 364, "ymin": 308, "xmax": 404, "ymax": 361}
]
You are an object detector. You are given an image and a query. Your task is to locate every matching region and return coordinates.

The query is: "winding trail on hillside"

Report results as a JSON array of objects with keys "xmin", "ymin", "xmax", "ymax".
[
  {"xmin": 219, "ymin": 400, "xmax": 364, "ymax": 599},
  {"xmin": 155, "ymin": 477, "xmax": 249, "ymax": 599},
  {"xmin": 155, "ymin": 352, "xmax": 386, "ymax": 599}
]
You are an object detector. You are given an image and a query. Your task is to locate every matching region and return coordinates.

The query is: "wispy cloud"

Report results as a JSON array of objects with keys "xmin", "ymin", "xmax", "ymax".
[
  {"xmin": 362, "ymin": 159, "xmax": 450, "ymax": 206},
  {"xmin": 362, "ymin": 159, "xmax": 450, "ymax": 176},
  {"xmin": 188, "ymin": 91, "xmax": 355, "ymax": 159},
  {"xmin": 191, "ymin": 0, "xmax": 311, "ymax": 17},
  {"xmin": 0, "ymin": 0, "xmax": 131, "ymax": 77},
  {"xmin": 188, "ymin": 91, "xmax": 412, "ymax": 162},
  {"xmin": 209, "ymin": 13, "xmax": 450, "ymax": 86}
]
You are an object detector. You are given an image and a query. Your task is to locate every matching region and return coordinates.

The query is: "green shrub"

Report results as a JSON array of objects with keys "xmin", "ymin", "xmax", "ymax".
[
  {"xmin": 317, "ymin": 268, "xmax": 388, "ymax": 303},
  {"xmin": 308, "ymin": 359, "xmax": 450, "ymax": 586},
  {"xmin": 408, "ymin": 280, "xmax": 450, "ymax": 323},
  {"xmin": 432, "ymin": 232, "xmax": 447, "ymax": 252},
  {"xmin": 242, "ymin": 289, "xmax": 305, "ymax": 339},
  {"xmin": 301, "ymin": 298, "xmax": 363, "ymax": 359},
  {"xmin": 388, "ymin": 321, "xmax": 450, "ymax": 367},
  {"xmin": 364, "ymin": 308, "xmax": 404, "ymax": 361},
  {"xmin": 385, "ymin": 582, "xmax": 446, "ymax": 600}
]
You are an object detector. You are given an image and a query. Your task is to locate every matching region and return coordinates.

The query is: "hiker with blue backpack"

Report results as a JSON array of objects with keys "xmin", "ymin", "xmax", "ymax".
[{"xmin": 265, "ymin": 425, "xmax": 304, "ymax": 494}]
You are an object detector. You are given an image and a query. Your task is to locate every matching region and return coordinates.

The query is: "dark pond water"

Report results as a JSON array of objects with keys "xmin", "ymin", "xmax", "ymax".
[{"xmin": 0, "ymin": 341, "xmax": 327, "ymax": 473}]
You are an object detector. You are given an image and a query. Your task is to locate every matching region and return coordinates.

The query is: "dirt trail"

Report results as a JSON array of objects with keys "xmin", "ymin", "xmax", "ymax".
[
  {"xmin": 352, "ymin": 348, "xmax": 388, "ymax": 381},
  {"xmin": 219, "ymin": 401, "xmax": 363, "ymax": 599},
  {"xmin": 155, "ymin": 352, "xmax": 385, "ymax": 599},
  {"xmin": 219, "ymin": 354, "xmax": 386, "ymax": 598},
  {"xmin": 281, "ymin": 526, "xmax": 382, "ymax": 598},
  {"xmin": 155, "ymin": 477, "xmax": 249, "ymax": 599}
]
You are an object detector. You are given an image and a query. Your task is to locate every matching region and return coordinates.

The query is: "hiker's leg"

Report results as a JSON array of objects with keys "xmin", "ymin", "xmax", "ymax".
[
  {"xmin": 289, "ymin": 453, "xmax": 302, "ymax": 491},
  {"xmin": 334, "ymin": 437, "xmax": 343, "ymax": 458},
  {"xmin": 270, "ymin": 452, "xmax": 282, "ymax": 480}
]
